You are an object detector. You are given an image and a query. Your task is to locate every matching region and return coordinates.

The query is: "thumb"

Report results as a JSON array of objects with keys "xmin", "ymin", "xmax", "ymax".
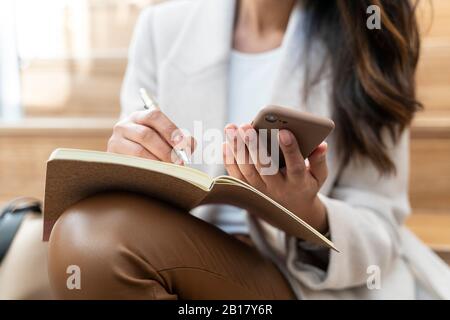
[{"xmin": 308, "ymin": 142, "xmax": 328, "ymax": 186}]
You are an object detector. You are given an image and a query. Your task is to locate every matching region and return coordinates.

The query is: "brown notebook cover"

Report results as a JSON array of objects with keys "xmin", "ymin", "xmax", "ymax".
[{"xmin": 43, "ymin": 149, "xmax": 337, "ymax": 251}]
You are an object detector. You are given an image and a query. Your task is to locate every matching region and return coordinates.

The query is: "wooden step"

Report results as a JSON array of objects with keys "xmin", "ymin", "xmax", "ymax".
[
  {"xmin": 407, "ymin": 212, "xmax": 450, "ymax": 252},
  {"xmin": 407, "ymin": 212, "xmax": 450, "ymax": 264},
  {"xmin": 410, "ymin": 114, "xmax": 450, "ymax": 212},
  {"xmin": 412, "ymin": 112, "xmax": 450, "ymax": 139},
  {"xmin": 22, "ymin": 59, "xmax": 123, "ymax": 118},
  {"xmin": 0, "ymin": 118, "xmax": 115, "ymax": 201},
  {"xmin": 415, "ymin": 0, "xmax": 450, "ymax": 113},
  {"xmin": 417, "ymin": 44, "xmax": 450, "ymax": 113},
  {"xmin": 417, "ymin": 0, "xmax": 450, "ymax": 41}
]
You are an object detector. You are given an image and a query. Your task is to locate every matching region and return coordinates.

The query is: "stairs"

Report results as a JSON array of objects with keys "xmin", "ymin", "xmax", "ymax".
[
  {"xmin": 407, "ymin": 0, "xmax": 450, "ymax": 263},
  {"xmin": 407, "ymin": 212, "xmax": 450, "ymax": 265},
  {"xmin": 407, "ymin": 114, "xmax": 450, "ymax": 264},
  {"xmin": 407, "ymin": 212, "xmax": 450, "ymax": 252}
]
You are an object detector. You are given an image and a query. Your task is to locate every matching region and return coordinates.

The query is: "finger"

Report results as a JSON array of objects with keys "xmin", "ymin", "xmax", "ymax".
[
  {"xmin": 235, "ymin": 125, "xmax": 266, "ymax": 190},
  {"xmin": 118, "ymin": 122, "xmax": 176, "ymax": 163},
  {"xmin": 108, "ymin": 137, "xmax": 158, "ymax": 160},
  {"xmin": 131, "ymin": 110, "xmax": 195, "ymax": 154},
  {"xmin": 223, "ymin": 142, "xmax": 247, "ymax": 182},
  {"xmin": 240, "ymin": 123, "xmax": 283, "ymax": 185},
  {"xmin": 308, "ymin": 142, "xmax": 328, "ymax": 186},
  {"xmin": 237, "ymin": 124, "xmax": 258, "ymax": 167},
  {"xmin": 224, "ymin": 124, "xmax": 257, "ymax": 185},
  {"xmin": 225, "ymin": 123, "xmax": 239, "ymax": 140},
  {"xmin": 279, "ymin": 129, "xmax": 306, "ymax": 180}
]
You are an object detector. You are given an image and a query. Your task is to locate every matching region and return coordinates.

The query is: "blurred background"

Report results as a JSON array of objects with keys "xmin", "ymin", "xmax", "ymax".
[{"xmin": 0, "ymin": 0, "xmax": 448, "ymax": 263}]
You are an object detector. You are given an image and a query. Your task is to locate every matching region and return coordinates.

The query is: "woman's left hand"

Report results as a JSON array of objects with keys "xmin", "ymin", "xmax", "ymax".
[{"xmin": 222, "ymin": 123, "xmax": 329, "ymax": 234}]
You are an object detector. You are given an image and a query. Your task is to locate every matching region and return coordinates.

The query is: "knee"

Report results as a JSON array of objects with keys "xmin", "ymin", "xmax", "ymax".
[{"xmin": 47, "ymin": 192, "xmax": 179, "ymax": 299}]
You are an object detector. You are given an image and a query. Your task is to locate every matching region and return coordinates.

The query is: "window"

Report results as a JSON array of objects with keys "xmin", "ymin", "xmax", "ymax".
[{"xmin": 1, "ymin": 0, "xmax": 158, "ymax": 119}]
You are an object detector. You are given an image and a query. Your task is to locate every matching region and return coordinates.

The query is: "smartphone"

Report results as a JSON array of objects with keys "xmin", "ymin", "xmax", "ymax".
[{"xmin": 251, "ymin": 105, "xmax": 335, "ymax": 168}]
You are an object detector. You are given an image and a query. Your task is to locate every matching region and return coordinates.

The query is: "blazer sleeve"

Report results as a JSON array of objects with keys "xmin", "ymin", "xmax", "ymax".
[
  {"xmin": 120, "ymin": 7, "xmax": 158, "ymax": 118},
  {"xmin": 286, "ymin": 130, "xmax": 412, "ymax": 290}
]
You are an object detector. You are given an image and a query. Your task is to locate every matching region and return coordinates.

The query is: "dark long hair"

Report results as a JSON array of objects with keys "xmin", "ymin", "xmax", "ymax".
[{"xmin": 303, "ymin": 0, "xmax": 423, "ymax": 174}]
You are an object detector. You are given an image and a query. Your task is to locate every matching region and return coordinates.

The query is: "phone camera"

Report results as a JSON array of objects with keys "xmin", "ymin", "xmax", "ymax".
[{"xmin": 265, "ymin": 114, "xmax": 278, "ymax": 123}]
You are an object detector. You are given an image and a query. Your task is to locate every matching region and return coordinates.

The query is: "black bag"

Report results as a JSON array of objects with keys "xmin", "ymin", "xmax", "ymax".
[{"xmin": 0, "ymin": 197, "xmax": 41, "ymax": 264}]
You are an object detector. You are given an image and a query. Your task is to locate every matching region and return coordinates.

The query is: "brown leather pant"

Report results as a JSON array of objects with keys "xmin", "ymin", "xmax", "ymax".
[{"xmin": 47, "ymin": 192, "xmax": 295, "ymax": 300}]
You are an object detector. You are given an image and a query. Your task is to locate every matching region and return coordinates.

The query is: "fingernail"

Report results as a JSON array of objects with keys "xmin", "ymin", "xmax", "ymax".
[
  {"xmin": 279, "ymin": 130, "xmax": 292, "ymax": 146},
  {"xmin": 318, "ymin": 142, "xmax": 328, "ymax": 157},
  {"xmin": 172, "ymin": 133, "xmax": 184, "ymax": 144}
]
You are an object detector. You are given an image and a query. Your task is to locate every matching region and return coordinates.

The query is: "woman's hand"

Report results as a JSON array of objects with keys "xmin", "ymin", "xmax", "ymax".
[
  {"xmin": 223, "ymin": 123, "xmax": 329, "ymax": 234},
  {"xmin": 108, "ymin": 110, "xmax": 195, "ymax": 164}
]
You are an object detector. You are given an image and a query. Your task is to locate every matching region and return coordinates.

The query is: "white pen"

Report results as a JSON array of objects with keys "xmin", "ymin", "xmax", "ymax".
[{"xmin": 139, "ymin": 88, "xmax": 191, "ymax": 165}]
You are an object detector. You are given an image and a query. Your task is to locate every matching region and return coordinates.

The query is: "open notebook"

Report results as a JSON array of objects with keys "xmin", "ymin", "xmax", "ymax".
[{"xmin": 43, "ymin": 148, "xmax": 337, "ymax": 250}]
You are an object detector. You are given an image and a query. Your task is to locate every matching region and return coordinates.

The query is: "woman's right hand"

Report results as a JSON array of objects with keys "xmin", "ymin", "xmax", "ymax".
[{"xmin": 107, "ymin": 110, "xmax": 195, "ymax": 164}]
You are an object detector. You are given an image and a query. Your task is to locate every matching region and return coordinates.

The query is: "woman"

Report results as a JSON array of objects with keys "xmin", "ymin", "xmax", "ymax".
[{"xmin": 47, "ymin": 0, "xmax": 450, "ymax": 299}]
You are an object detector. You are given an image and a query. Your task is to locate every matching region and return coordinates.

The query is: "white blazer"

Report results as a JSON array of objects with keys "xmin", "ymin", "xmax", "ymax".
[{"xmin": 120, "ymin": 0, "xmax": 450, "ymax": 299}]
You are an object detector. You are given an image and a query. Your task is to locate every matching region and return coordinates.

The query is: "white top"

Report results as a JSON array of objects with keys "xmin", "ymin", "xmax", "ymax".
[{"xmin": 215, "ymin": 48, "xmax": 283, "ymax": 234}]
